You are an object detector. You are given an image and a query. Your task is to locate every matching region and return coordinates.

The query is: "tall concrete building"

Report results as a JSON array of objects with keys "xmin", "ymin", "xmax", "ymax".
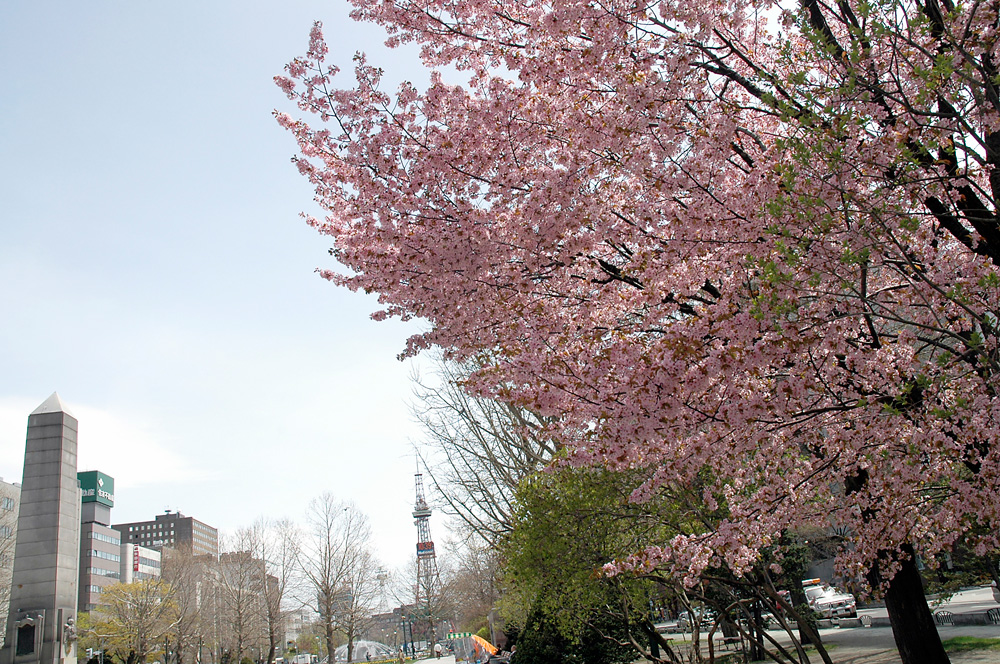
[
  {"xmin": 0, "ymin": 393, "xmax": 81, "ymax": 664},
  {"xmin": 76, "ymin": 472, "xmax": 162, "ymax": 611},
  {"xmin": 76, "ymin": 472, "xmax": 120, "ymax": 613},
  {"xmin": 113, "ymin": 512, "xmax": 218, "ymax": 559},
  {"xmin": 0, "ymin": 479, "xmax": 21, "ymax": 648}
]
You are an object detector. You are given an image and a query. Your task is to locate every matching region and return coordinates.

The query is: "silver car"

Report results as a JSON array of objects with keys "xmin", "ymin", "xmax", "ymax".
[{"xmin": 803, "ymin": 580, "xmax": 858, "ymax": 618}]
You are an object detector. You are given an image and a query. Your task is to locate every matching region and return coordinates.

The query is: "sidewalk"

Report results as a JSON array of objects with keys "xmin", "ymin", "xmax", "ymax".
[
  {"xmin": 658, "ymin": 623, "xmax": 1000, "ymax": 663},
  {"xmin": 811, "ymin": 624, "xmax": 1000, "ymax": 664}
]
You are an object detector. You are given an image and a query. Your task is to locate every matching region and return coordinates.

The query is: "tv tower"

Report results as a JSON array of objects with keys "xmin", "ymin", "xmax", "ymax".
[{"xmin": 412, "ymin": 472, "xmax": 442, "ymax": 641}]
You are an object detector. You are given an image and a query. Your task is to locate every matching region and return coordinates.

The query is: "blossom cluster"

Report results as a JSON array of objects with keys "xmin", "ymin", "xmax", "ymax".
[{"xmin": 276, "ymin": 0, "xmax": 1000, "ymax": 592}]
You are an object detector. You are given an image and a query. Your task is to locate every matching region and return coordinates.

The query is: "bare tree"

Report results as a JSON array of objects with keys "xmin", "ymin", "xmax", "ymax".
[
  {"xmin": 332, "ymin": 547, "xmax": 382, "ymax": 662},
  {"xmin": 296, "ymin": 495, "xmax": 377, "ymax": 664},
  {"xmin": 412, "ymin": 358, "xmax": 558, "ymax": 544},
  {"xmin": 389, "ymin": 557, "xmax": 454, "ymax": 652},
  {"xmin": 251, "ymin": 518, "xmax": 298, "ymax": 664},
  {"xmin": 217, "ymin": 529, "xmax": 268, "ymax": 663},
  {"xmin": 440, "ymin": 536, "xmax": 500, "ymax": 635},
  {"xmin": 161, "ymin": 548, "xmax": 214, "ymax": 664}
]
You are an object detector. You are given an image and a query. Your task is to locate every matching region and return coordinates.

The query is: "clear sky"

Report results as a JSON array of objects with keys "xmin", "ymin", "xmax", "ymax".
[{"xmin": 0, "ymin": 1, "xmax": 443, "ymax": 572}]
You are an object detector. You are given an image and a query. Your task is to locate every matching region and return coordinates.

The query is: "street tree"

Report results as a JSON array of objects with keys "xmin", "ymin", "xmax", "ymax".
[
  {"xmin": 217, "ymin": 531, "xmax": 268, "ymax": 663},
  {"xmin": 440, "ymin": 535, "xmax": 500, "ymax": 635},
  {"xmin": 252, "ymin": 518, "xmax": 298, "ymax": 664},
  {"xmin": 277, "ymin": 0, "xmax": 1000, "ymax": 661},
  {"xmin": 502, "ymin": 466, "xmax": 677, "ymax": 664},
  {"xmin": 93, "ymin": 580, "xmax": 178, "ymax": 664},
  {"xmin": 331, "ymin": 545, "xmax": 382, "ymax": 662},
  {"xmin": 296, "ymin": 495, "xmax": 376, "ymax": 664},
  {"xmin": 161, "ymin": 548, "xmax": 216, "ymax": 664},
  {"xmin": 412, "ymin": 357, "xmax": 558, "ymax": 543}
]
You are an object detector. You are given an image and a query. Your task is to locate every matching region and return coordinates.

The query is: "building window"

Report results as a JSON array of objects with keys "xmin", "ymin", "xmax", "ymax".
[
  {"xmin": 89, "ymin": 532, "xmax": 120, "ymax": 546},
  {"xmin": 86, "ymin": 567, "xmax": 120, "ymax": 579},
  {"xmin": 87, "ymin": 550, "xmax": 120, "ymax": 563},
  {"xmin": 1, "ymin": 497, "xmax": 14, "ymax": 511}
]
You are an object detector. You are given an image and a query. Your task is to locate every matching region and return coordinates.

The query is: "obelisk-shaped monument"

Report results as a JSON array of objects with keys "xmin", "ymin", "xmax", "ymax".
[{"xmin": 0, "ymin": 394, "xmax": 80, "ymax": 664}]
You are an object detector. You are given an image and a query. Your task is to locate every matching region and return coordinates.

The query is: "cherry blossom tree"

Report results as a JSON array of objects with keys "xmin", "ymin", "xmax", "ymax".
[{"xmin": 276, "ymin": 0, "xmax": 1000, "ymax": 661}]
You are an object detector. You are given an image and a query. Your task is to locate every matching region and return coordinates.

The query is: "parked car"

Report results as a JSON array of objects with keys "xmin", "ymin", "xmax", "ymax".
[
  {"xmin": 677, "ymin": 608, "xmax": 716, "ymax": 631},
  {"xmin": 803, "ymin": 578, "xmax": 857, "ymax": 618}
]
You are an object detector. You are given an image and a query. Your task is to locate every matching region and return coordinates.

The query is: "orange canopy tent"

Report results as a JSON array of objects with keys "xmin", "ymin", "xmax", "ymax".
[{"xmin": 470, "ymin": 635, "xmax": 497, "ymax": 656}]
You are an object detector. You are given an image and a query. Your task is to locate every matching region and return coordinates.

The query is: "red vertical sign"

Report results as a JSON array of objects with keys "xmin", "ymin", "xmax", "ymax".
[{"xmin": 133, "ymin": 546, "xmax": 140, "ymax": 572}]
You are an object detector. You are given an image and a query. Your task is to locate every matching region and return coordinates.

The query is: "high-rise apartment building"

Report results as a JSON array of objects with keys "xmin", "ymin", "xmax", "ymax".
[{"xmin": 113, "ymin": 511, "xmax": 219, "ymax": 558}]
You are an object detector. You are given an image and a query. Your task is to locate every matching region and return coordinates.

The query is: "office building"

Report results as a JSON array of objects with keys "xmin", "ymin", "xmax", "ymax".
[
  {"xmin": 119, "ymin": 543, "xmax": 161, "ymax": 584},
  {"xmin": 113, "ymin": 511, "xmax": 218, "ymax": 558},
  {"xmin": 0, "ymin": 478, "xmax": 20, "ymax": 649},
  {"xmin": 77, "ymin": 471, "xmax": 121, "ymax": 612},
  {"xmin": 77, "ymin": 472, "xmax": 163, "ymax": 612}
]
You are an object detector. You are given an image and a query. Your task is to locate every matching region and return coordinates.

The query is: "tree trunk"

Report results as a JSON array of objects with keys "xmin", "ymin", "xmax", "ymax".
[
  {"xmin": 750, "ymin": 600, "xmax": 765, "ymax": 662},
  {"xmin": 879, "ymin": 545, "xmax": 950, "ymax": 664},
  {"xmin": 325, "ymin": 623, "xmax": 335, "ymax": 664}
]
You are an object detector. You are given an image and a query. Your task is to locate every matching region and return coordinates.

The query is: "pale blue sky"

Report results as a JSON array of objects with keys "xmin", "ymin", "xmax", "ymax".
[{"xmin": 0, "ymin": 1, "xmax": 441, "ymax": 571}]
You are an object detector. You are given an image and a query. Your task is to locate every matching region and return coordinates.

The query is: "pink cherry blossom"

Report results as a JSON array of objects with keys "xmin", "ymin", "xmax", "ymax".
[{"xmin": 275, "ymin": 0, "xmax": 1000, "ymax": 642}]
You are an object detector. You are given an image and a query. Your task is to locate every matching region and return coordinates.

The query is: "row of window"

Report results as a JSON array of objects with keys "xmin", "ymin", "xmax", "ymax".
[
  {"xmin": 128, "ymin": 523, "xmax": 175, "ymax": 534},
  {"xmin": 86, "ymin": 567, "xmax": 120, "ymax": 579},
  {"xmin": 133, "ymin": 536, "xmax": 175, "ymax": 546},
  {"xmin": 87, "ymin": 549, "xmax": 120, "ymax": 562},
  {"xmin": 138, "ymin": 556, "xmax": 160, "ymax": 568},
  {"xmin": 89, "ymin": 531, "xmax": 120, "ymax": 546},
  {"xmin": 86, "ymin": 585, "xmax": 102, "ymax": 593}
]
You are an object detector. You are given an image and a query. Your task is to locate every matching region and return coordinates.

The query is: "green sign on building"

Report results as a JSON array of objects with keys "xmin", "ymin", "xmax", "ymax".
[{"xmin": 78, "ymin": 470, "xmax": 114, "ymax": 507}]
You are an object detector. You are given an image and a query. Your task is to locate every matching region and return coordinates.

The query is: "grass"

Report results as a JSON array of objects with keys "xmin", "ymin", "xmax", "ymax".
[{"xmin": 942, "ymin": 636, "xmax": 1000, "ymax": 653}]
